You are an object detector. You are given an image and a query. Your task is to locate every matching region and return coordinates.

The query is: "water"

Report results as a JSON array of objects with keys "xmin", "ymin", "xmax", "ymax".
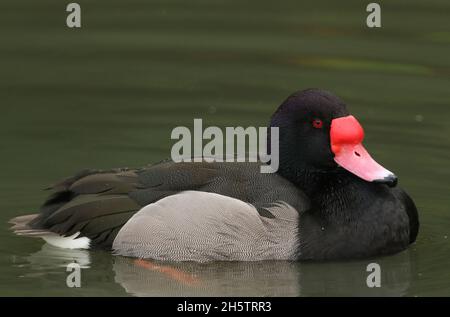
[{"xmin": 0, "ymin": 0, "xmax": 449, "ymax": 296}]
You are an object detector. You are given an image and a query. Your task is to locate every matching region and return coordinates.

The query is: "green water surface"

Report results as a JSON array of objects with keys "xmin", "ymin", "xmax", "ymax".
[{"xmin": 0, "ymin": 0, "xmax": 449, "ymax": 296}]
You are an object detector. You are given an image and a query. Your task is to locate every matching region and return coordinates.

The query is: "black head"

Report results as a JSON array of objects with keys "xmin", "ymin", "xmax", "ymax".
[
  {"xmin": 268, "ymin": 88, "xmax": 397, "ymax": 187},
  {"xmin": 269, "ymin": 88, "xmax": 348, "ymax": 171}
]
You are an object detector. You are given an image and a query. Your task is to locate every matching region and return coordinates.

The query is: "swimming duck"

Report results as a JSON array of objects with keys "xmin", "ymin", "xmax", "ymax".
[{"xmin": 10, "ymin": 89, "xmax": 419, "ymax": 261}]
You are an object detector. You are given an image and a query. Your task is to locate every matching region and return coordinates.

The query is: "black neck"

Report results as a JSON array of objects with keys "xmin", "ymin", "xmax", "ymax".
[{"xmin": 277, "ymin": 165, "xmax": 372, "ymax": 224}]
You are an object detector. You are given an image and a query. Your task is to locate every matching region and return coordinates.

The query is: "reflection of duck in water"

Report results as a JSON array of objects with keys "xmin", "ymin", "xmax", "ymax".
[
  {"xmin": 113, "ymin": 257, "xmax": 299, "ymax": 296},
  {"xmin": 113, "ymin": 257, "xmax": 301, "ymax": 297},
  {"xmin": 21, "ymin": 244, "xmax": 414, "ymax": 296},
  {"xmin": 10, "ymin": 89, "xmax": 418, "ymax": 261},
  {"xmin": 113, "ymin": 252, "xmax": 414, "ymax": 297}
]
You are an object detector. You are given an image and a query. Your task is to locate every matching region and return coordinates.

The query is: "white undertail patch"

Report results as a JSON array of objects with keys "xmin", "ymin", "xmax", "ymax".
[{"xmin": 42, "ymin": 232, "xmax": 91, "ymax": 250}]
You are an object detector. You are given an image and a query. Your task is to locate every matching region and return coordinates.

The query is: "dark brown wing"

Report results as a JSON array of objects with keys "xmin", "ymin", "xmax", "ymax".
[
  {"xmin": 27, "ymin": 162, "xmax": 220, "ymax": 249},
  {"xmin": 19, "ymin": 161, "xmax": 307, "ymax": 249}
]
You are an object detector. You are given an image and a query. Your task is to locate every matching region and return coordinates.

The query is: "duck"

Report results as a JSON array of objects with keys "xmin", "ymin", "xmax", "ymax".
[{"xmin": 10, "ymin": 88, "xmax": 419, "ymax": 261}]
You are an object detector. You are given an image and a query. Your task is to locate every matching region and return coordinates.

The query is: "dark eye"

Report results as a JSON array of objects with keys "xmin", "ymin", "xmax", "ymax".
[{"xmin": 312, "ymin": 118, "xmax": 323, "ymax": 129}]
